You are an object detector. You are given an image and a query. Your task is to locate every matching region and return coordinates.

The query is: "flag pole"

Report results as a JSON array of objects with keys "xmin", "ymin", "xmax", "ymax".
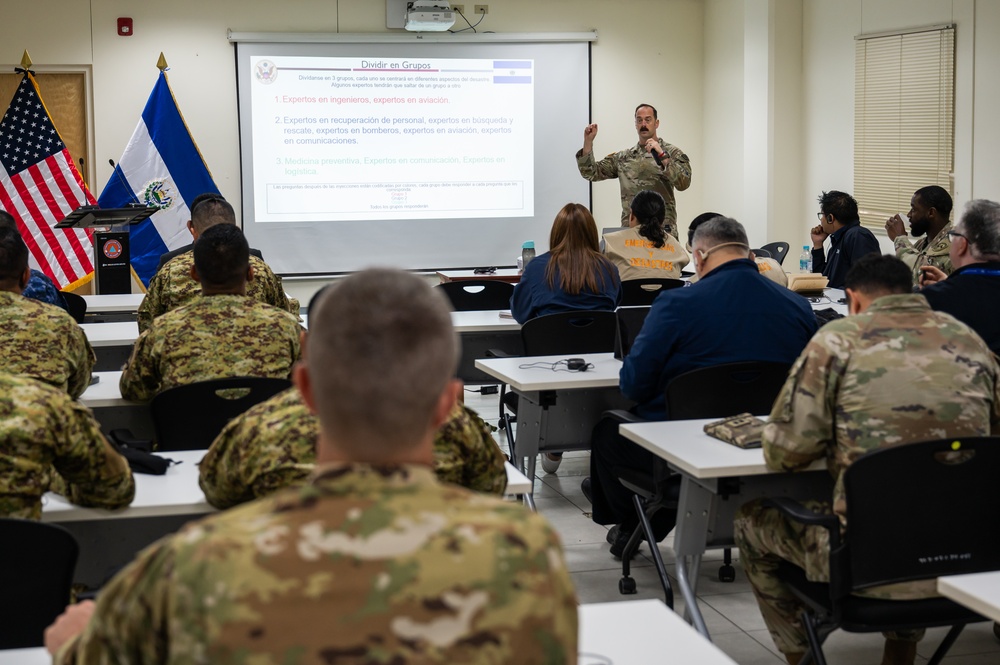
[
  {"xmin": 157, "ymin": 52, "xmax": 168, "ymax": 71},
  {"xmin": 15, "ymin": 49, "xmax": 34, "ymax": 74}
]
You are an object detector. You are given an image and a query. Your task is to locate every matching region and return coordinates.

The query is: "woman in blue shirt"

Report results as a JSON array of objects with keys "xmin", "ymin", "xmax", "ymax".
[{"xmin": 510, "ymin": 203, "xmax": 622, "ymax": 323}]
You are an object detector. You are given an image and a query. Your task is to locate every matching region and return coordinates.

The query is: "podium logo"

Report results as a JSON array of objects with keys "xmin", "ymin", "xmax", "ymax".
[
  {"xmin": 103, "ymin": 239, "xmax": 123, "ymax": 260},
  {"xmin": 255, "ymin": 60, "xmax": 278, "ymax": 85},
  {"xmin": 142, "ymin": 180, "xmax": 174, "ymax": 211}
]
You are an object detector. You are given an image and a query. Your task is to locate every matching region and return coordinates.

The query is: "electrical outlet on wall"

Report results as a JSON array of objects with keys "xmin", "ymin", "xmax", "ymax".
[
  {"xmin": 452, "ymin": 4, "xmax": 465, "ymax": 14},
  {"xmin": 474, "ymin": 4, "xmax": 488, "ymax": 14}
]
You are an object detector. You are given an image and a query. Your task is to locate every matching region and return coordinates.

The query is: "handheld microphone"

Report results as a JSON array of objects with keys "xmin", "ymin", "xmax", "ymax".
[{"xmin": 651, "ymin": 150, "xmax": 664, "ymax": 167}]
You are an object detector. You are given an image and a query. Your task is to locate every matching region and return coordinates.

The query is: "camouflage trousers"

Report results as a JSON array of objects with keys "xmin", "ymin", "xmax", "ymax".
[{"xmin": 734, "ymin": 498, "xmax": 924, "ymax": 655}]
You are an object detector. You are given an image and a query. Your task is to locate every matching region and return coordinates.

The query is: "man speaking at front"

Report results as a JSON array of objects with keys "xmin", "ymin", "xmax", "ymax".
[{"xmin": 576, "ymin": 104, "xmax": 692, "ymax": 237}]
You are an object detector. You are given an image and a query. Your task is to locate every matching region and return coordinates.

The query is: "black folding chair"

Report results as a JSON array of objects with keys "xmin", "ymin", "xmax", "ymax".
[
  {"xmin": 60, "ymin": 290, "xmax": 87, "ymax": 323},
  {"xmin": 612, "ymin": 361, "xmax": 792, "ymax": 604},
  {"xmin": 0, "ymin": 518, "xmax": 79, "ymax": 648},
  {"xmin": 495, "ymin": 310, "xmax": 618, "ymax": 486},
  {"xmin": 619, "ymin": 278, "xmax": 684, "ymax": 307},
  {"xmin": 760, "ymin": 241, "xmax": 791, "ymax": 266},
  {"xmin": 751, "ymin": 248, "xmax": 772, "ymax": 259},
  {"xmin": 435, "ymin": 280, "xmax": 515, "ymax": 311},
  {"xmin": 764, "ymin": 436, "xmax": 1000, "ymax": 665},
  {"xmin": 614, "ymin": 306, "xmax": 651, "ymax": 360},
  {"xmin": 152, "ymin": 377, "xmax": 292, "ymax": 451}
]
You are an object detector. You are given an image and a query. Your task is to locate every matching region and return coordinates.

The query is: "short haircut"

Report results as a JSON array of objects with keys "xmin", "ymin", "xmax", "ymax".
[
  {"xmin": 192, "ymin": 223, "xmax": 250, "ymax": 288},
  {"xmin": 818, "ymin": 190, "xmax": 859, "ymax": 223},
  {"xmin": 843, "ymin": 254, "xmax": 911, "ymax": 297},
  {"xmin": 634, "ymin": 104, "xmax": 658, "ymax": 119},
  {"xmin": 191, "ymin": 197, "xmax": 236, "ymax": 234},
  {"xmin": 0, "ymin": 226, "xmax": 29, "ymax": 283},
  {"xmin": 959, "ymin": 199, "xmax": 1000, "ymax": 258},
  {"xmin": 307, "ymin": 269, "xmax": 459, "ymax": 457},
  {"xmin": 0, "ymin": 209, "xmax": 17, "ymax": 232},
  {"xmin": 914, "ymin": 185, "xmax": 953, "ymax": 220},
  {"xmin": 630, "ymin": 190, "xmax": 666, "ymax": 248},
  {"xmin": 691, "ymin": 216, "xmax": 749, "ymax": 249},
  {"xmin": 686, "ymin": 211, "xmax": 724, "ymax": 247}
]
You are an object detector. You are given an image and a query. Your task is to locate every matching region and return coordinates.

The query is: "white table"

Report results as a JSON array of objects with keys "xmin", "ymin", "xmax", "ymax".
[
  {"xmin": 938, "ymin": 571, "xmax": 1000, "ymax": 623},
  {"xmin": 81, "ymin": 293, "xmax": 143, "ymax": 314},
  {"xmin": 450, "ymin": 309, "xmax": 521, "ymax": 333},
  {"xmin": 437, "ymin": 268, "xmax": 521, "ymax": 283},
  {"xmin": 0, "ymin": 648, "xmax": 48, "ymax": 665},
  {"xmin": 476, "ymin": 353, "xmax": 630, "ymax": 488},
  {"xmin": 79, "ymin": 320, "xmax": 138, "ymax": 347},
  {"xmin": 619, "ymin": 418, "xmax": 829, "ymax": 639},
  {"xmin": 579, "ymin": 599, "xmax": 736, "ymax": 664}
]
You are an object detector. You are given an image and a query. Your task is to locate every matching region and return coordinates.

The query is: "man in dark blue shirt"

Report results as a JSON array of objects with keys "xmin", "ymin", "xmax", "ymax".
[
  {"xmin": 920, "ymin": 198, "xmax": 1000, "ymax": 355},
  {"xmin": 586, "ymin": 217, "xmax": 818, "ymax": 556},
  {"xmin": 811, "ymin": 190, "xmax": 880, "ymax": 289}
]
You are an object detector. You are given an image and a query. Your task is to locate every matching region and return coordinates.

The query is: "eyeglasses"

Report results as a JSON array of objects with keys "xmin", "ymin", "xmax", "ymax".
[
  {"xmin": 816, "ymin": 212, "xmax": 827, "ymax": 222},
  {"xmin": 946, "ymin": 230, "xmax": 967, "ymax": 241}
]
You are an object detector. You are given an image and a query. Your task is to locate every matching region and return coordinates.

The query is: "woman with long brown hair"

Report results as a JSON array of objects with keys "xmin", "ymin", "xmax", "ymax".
[{"xmin": 510, "ymin": 203, "xmax": 622, "ymax": 323}]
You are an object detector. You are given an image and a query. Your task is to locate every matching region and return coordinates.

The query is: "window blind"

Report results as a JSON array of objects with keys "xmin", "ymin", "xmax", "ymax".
[{"xmin": 854, "ymin": 26, "xmax": 954, "ymax": 228}]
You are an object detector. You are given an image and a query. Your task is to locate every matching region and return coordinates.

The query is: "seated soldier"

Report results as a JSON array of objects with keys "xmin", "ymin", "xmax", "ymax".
[
  {"xmin": 120, "ymin": 224, "xmax": 301, "ymax": 401},
  {"xmin": 47, "ymin": 269, "xmax": 577, "ymax": 663},
  {"xmin": 137, "ymin": 197, "xmax": 296, "ymax": 332},
  {"xmin": 0, "ymin": 227, "xmax": 95, "ymax": 398},
  {"xmin": 0, "ymin": 210, "xmax": 68, "ymax": 311},
  {"xmin": 153, "ymin": 193, "xmax": 265, "ymax": 273},
  {"xmin": 0, "ymin": 372, "xmax": 134, "ymax": 520}
]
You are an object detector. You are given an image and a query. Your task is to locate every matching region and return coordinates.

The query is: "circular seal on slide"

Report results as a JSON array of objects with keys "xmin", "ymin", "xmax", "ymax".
[
  {"xmin": 103, "ymin": 239, "xmax": 123, "ymax": 260},
  {"xmin": 142, "ymin": 180, "xmax": 174, "ymax": 211},
  {"xmin": 255, "ymin": 60, "xmax": 278, "ymax": 84}
]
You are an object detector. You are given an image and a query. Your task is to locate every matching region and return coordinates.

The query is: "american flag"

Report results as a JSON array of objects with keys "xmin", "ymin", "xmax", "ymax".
[{"xmin": 0, "ymin": 72, "xmax": 95, "ymax": 289}]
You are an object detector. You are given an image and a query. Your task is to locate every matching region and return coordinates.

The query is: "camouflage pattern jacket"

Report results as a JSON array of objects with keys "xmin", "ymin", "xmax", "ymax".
[
  {"xmin": 137, "ymin": 251, "xmax": 295, "ymax": 333},
  {"xmin": 0, "ymin": 291, "xmax": 95, "ymax": 398},
  {"xmin": 0, "ymin": 373, "xmax": 134, "ymax": 520},
  {"xmin": 763, "ymin": 294, "xmax": 1000, "ymax": 598},
  {"xmin": 120, "ymin": 295, "xmax": 301, "ymax": 402},
  {"xmin": 576, "ymin": 138, "xmax": 692, "ymax": 235},
  {"xmin": 23, "ymin": 268, "xmax": 68, "ymax": 310},
  {"xmin": 894, "ymin": 222, "xmax": 954, "ymax": 284},
  {"xmin": 58, "ymin": 464, "xmax": 578, "ymax": 664},
  {"xmin": 199, "ymin": 388, "xmax": 508, "ymax": 508}
]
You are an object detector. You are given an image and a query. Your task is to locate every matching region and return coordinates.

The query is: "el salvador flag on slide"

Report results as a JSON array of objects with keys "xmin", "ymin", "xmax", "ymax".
[{"xmin": 98, "ymin": 71, "xmax": 219, "ymax": 286}]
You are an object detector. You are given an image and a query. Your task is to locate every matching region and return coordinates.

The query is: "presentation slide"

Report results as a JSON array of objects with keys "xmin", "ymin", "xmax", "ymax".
[
  {"xmin": 251, "ymin": 56, "xmax": 534, "ymax": 222},
  {"xmin": 234, "ymin": 38, "xmax": 591, "ymax": 275}
]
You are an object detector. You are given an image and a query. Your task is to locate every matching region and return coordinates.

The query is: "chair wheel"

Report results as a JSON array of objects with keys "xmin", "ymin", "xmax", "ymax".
[
  {"xmin": 718, "ymin": 564, "xmax": 736, "ymax": 583},
  {"xmin": 619, "ymin": 576, "xmax": 637, "ymax": 595}
]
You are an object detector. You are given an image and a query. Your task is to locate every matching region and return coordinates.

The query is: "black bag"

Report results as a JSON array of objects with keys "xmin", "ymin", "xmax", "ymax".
[{"xmin": 108, "ymin": 429, "xmax": 176, "ymax": 475}]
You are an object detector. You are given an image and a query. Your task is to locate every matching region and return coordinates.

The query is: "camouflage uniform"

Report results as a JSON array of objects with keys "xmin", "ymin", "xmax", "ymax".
[
  {"xmin": 199, "ymin": 388, "xmax": 508, "ymax": 509},
  {"xmin": 734, "ymin": 293, "xmax": 1000, "ymax": 656},
  {"xmin": 137, "ymin": 251, "xmax": 296, "ymax": 333},
  {"xmin": 894, "ymin": 222, "xmax": 954, "ymax": 284},
  {"xmin": 576, "ymin": 138, "xmax": 692, "ymax": 235},
  {"xmin": 0, "ymin": 291, "xmax": 95, "ymax": 399},
  {"xmin": 57, "ymin": 464, "xmax": 577, "ymax": 664},
  {"xmin": 120, "ymin": 295, "xmax": 301, "ymax": 402},
  {"xmin": 0, "ymin": 373, "xmax": 134, "ymax": 520}
]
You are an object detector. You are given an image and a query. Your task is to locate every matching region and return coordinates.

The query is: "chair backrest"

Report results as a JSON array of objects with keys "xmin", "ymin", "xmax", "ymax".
[
  {"xmin": 759, "ymin": 241, "xmax": 790, "ymax": 266},
  {"xmin": 435, "ymin": 280, "xmax": 515, "ymax": 311},
  {"xmin": 520, "ymin": 310, "xmax": 618, "ymax": 357},
  {"xmin": 665, "ymin": 361, "xmax": 792, "ymax": 420},
  {"xmin": 60, "ymin": 290, "xmax": 87, "ymax": 323},
  {"xmin": 0, "ymin": 519, "xmax": 79, "ymax": 649},
  {"xmin": 619, "ymin": 278, "xmax": 685, "ymax": 307},
  {"xmin": 151, "ymin": 377, "xmax": 292, "ymax": 451},
  {"xmin": 834, "ymin": 436, "xmax": 1000, "ymax": 596},
  {"xmin": 750, "ymin": 248, "xmax": 772, "ymax": 259},
  {"xmin": 614, "ymin": 306, "xmax": 651, "ymax": 360}
]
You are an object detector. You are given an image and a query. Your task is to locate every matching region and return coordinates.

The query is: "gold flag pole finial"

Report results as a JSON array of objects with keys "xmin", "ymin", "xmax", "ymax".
[
  {"xmin": 20, "ymin": 50, "xmax": 32, "ymax": 69},
  {"xmin": 156, "ymin": 53, "xmax": 168, "ymax": 71}
]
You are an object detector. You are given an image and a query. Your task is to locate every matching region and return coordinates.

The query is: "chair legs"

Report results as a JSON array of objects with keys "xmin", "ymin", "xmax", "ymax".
[
  {"xmin": 799, "ymin": 611, "xmax": 830, "ymax": 665},
  {"xmin": 926, "ymin": 624, "xmax": 967, "ymax": 665},
  {"xmin": 719, "ymin": 547, "xmax": 736, "ymax": 582},
  {"xmin": 618, "ymin": 494, "xmax": 674, "ymax": 608}
]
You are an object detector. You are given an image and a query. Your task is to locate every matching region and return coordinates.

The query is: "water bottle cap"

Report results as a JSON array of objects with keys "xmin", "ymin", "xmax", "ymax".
[
  {"xmin": 803, "ymin": 245, "xmax": 810, "ymax": 250},
  {"xmin": 522, "ymin": 241, "xmax": 535, "ymax": 249}
]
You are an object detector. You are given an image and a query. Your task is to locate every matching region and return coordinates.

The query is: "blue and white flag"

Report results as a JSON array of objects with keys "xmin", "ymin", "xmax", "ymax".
[{"xmin": 98, "ymin": 71, "xmax": 219, "ymax": 286}]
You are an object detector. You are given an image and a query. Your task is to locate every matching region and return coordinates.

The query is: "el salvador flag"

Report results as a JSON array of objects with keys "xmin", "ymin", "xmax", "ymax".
[{"xmin": 98, "ymin": 71, "xmax": 219, "ymax": 286}]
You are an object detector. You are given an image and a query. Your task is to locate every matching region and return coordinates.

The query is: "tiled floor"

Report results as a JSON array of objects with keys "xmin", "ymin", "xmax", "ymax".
[{"xmin": 464, "ymin": 390, "xmax": 1000, "ymax": 664}]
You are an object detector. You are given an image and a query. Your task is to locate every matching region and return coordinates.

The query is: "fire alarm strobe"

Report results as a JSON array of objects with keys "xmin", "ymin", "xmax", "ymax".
[{"xmin": 117, "ymin": 18, "xmax": 133, "ymax": 36}]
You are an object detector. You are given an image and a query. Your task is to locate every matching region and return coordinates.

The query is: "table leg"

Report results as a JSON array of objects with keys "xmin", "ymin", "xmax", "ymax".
[{"xmin": 671, "ymin": 475, "xmax": 717, "ymax": 638}]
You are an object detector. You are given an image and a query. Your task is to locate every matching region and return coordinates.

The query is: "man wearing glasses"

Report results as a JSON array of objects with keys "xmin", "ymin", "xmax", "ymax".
[
  {"xmin": 920, "ymin": 199, "xmax": 1000, "ymax": 355},
  {"xmin": 576, "ymin": 104, "xmax": 692, "ymax": 237},
  {"xmin": 810, "ymin": 190, "xmax": 880, "ymax": 289}
]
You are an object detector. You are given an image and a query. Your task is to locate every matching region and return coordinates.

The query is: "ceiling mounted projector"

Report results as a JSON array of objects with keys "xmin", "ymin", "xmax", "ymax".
[{"xmin": 405, "ymin": 0, "xmax": 456, "ymax": 32}]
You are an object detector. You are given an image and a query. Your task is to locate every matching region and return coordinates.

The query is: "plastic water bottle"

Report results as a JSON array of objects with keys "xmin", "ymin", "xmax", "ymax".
[
  {"xmin": 799, "ymin": 245, "xmax": 812, "ymax": 273},
  {"xmin": 521, "ymin": 241, "xmax": 536, "ymax": 271}
]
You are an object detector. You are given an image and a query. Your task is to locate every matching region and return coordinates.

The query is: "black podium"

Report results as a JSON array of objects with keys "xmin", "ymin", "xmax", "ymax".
[{"xmin": 57, "ymin": 205, "xmax": 157, "ymax": 294}]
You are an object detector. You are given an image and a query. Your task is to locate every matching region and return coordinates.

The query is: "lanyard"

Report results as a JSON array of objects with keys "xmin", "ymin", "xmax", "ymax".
[{"xmin": 961, "ymin": 268, "xmax": 1000, "ymax": 277}]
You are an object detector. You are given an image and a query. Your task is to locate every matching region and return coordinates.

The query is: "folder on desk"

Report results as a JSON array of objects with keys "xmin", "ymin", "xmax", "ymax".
[{"xmin": 703, "ymin": 413, "xmax": 766, "ymax": 449}]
